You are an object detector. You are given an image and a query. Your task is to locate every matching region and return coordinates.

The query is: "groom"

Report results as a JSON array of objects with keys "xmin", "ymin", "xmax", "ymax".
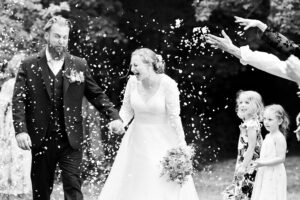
[{"xmin": 12, "ymin": 16, "xmax": 123, "ymax": 200}]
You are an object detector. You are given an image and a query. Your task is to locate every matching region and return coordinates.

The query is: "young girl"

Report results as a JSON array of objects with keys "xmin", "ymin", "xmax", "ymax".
[
  {"xmin": 251, "ymin": 104, "xmax": 288, "ymax": 200},
  {"xmin": 223, "ymin": 90, "xmax": 264, "ymax": 200}
]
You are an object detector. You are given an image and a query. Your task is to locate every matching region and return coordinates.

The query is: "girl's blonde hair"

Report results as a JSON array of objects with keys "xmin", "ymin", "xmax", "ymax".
[
  {"xmin": 236, "ymin": 90, "xmax": 264, "ymax": 121},
  {"xmin": 131, "ymin": 48, "xmax": 165, "ymax": 74},
  {"xmin": 264, "ymin": 104, "xmax": 290, "ymax": 137}
]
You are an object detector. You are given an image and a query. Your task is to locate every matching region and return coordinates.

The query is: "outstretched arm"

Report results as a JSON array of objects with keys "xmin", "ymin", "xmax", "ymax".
[
  {"xmin": 83, "ymin": 59, "xmax": 123, "ymax": 134},
  {"xmin": 206, "ymin": 30, "xmax": 242, "ymax": 59},
  {"xmin": 234, "ymin": 16, "xmax": 300, "ymax": 57},
  {"xmin": 83, "ymin": 60, "xmax": 121, "ymax": 121},
  {"xmin": 234, "ymin": 16, "xmax": 267, "ymax": 32},
  {"xmin": 254, "ymin": 135, "xmax": 286, "ymax": 167},
  {"xmin": 262, "ymin": 27, "xmax": 300, "ymax": 58},
  {"xmin": 206, "ymin": 31, "xmax": 297, "ymax": 83}
]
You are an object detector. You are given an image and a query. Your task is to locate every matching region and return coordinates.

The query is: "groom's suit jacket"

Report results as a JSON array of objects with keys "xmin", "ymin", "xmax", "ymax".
[{"xmin": 12, "ymin": 49, "xmax": 121, "ymax": 150}]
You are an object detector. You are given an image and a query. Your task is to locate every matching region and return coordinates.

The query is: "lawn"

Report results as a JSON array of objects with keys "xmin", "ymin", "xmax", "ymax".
[{"xmin": 50, "ymin": 156, "xmax": 300, "ymax": 200}]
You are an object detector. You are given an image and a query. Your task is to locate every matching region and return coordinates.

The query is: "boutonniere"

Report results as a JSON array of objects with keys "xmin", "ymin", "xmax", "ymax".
[{"xmin": 65, "ymin": 69, "xmax": 84, "ymax": 84}]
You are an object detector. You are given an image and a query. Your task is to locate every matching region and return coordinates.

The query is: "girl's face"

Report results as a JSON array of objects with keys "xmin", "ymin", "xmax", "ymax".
[
  {"xmin": 237, "ymin": 94, "xmax": 255, "ymax": 120},
  {"xmin": 263, "ymin": 109, "xmax": 281, "ymax": 132},
  {"xmin": 130, "ymin": 55, "xmax": 152, "ymax": 81}
]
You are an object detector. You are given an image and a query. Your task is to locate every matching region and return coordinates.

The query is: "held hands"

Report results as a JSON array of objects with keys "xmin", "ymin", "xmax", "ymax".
[
  {"xmin": 250, "ymin": 160, "xmax": 262, "ymax": 169},
  {"xmin": 16, "ymin": 132, "xmax": 32, "ymax": 150},
  {"xmin": 109, "ymin": 119, "xmax": 125, "ymax": 135}
]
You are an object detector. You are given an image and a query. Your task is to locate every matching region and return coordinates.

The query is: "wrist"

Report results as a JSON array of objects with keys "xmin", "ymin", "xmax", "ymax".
[
  {"xmin": 227, "ymin": 45, "xmax": 241, "ymax": 59},
  {"xmin": 257, "ymin": 21, "xmax": 267, "ymax": 32}
]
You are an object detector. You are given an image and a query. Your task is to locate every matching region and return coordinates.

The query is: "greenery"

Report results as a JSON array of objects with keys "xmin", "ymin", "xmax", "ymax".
[{"xmin": 193, "ymin": 0, "xmax": 300, "ymax": 34}]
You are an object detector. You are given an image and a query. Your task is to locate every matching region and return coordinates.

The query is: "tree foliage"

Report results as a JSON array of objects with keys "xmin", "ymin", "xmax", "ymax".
[
  {"xmin": 269, "ymin": 0, "xmax": 300, "ymax": 34},
  {"xmin": 0, "ymin": 0, "xmax": 45, "ymax": 61},
  {"xmin": 0, "ymin": 0, "xmax": 125, "ymax": 62},
  {"xmin": 192, "ymin": 0, "xmax": 300, "ymax": 34}
]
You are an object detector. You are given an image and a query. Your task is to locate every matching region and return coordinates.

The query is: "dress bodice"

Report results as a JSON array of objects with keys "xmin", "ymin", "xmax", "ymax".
[
  {"xmin": 119, "ymin": 74, "xmax": 186, "ymax": 143},
  {"xmin": 260, "ymin": 134, "xmax": 277, "ymax": 159},
  {"xmin": 130, "ymin": 75, "xmax": 167, "ymax": 124},
  {"xmin": 237, "ymin": 119, "xmax": 262, "ymax": 164}
]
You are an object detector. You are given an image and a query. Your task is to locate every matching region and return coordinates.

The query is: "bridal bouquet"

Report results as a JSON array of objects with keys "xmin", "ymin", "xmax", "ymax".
[{"xmin": 160, "ymin": 145, "xmax": 195, "ymax": 186}]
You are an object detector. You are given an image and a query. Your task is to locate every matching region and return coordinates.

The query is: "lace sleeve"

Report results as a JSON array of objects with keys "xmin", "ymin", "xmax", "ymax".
[
  {"xmin": 164, "ymin": 77, "xmax": 186, "ymax": 145},
  {"xmin": 262, "ymin": 27, "xmax": 300, "ymax": 58},
  {"xmin": 239, "ymin": 46, "xmax": 294, "ymax": 82},
  {"xmin": 119, "ymin": 76, "xmax": 134, "ymax": 126}
]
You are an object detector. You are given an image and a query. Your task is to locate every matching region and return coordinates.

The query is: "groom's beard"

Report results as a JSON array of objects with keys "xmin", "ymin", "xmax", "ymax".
[{"xmin": 48, "ymin": 44, "xmax": 67, "ymax": 60}]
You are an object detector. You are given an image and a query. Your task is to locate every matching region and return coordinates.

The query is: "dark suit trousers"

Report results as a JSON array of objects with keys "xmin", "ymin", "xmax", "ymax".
[{"xmin": 31, "ymin": 129, "xmax": 83, "ymax": 200}]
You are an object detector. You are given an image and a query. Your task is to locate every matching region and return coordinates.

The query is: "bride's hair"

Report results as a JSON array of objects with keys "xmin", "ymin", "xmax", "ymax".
[{"xmin": 132, "ymin": 48, "xmax": 165, "ymax": 74}]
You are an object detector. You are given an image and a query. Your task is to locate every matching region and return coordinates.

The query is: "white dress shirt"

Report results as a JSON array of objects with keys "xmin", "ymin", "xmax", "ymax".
[
  {"xmin": 45, "ymin": 48, "xmax": 64, "ymax": 76},
  {"xmin": 239, "ymin": 45, "xmax": 299, "ymax": 83}
]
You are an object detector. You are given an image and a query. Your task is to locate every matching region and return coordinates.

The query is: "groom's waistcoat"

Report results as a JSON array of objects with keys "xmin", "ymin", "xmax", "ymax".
[{"xmin": 47, "ymin": 66, "xmax": 66, "ymax": 137}]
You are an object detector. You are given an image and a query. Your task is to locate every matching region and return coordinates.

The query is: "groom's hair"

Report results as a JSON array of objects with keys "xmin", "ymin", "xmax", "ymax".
[{"xmin": 44, "ymin": 16, "xmax": 72, "ymax": 32}]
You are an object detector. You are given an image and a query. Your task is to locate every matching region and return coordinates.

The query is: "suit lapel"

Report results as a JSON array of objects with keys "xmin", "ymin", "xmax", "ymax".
[
  {"xmin": 37, "ymin": 50, "xmax": 52, "ymax": 98},
  {"xmin": 63, "ymin": 53, "xmax": 71, "ymax": 95}
]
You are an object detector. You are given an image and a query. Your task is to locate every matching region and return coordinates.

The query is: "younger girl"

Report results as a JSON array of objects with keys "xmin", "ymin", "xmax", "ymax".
[
  {"xmin": 223, "ymin": 90, "xmax": 264, "ymax": 200},
  {"xmin": 251, "ymin": 104, "xmax": 288, "ymax": 200}
]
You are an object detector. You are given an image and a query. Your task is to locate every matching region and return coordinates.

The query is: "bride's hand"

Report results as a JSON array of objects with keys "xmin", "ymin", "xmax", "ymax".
[
  {"xmin": 234, "ymin": 16, "xmax": 267, "ymax": 32},
  {"xmin": 16, "ymin": 132, "xmax": 32, "ymax": 150}
]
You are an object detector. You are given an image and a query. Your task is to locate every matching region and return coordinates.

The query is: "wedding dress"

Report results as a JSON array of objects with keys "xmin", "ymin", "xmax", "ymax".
[{"xmin": 98, "ymin": 74, "xmax": 199, "ymax": 200}]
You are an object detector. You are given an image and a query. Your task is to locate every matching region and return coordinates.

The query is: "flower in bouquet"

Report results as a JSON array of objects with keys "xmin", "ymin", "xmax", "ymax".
[{"xmin": 160, "ymin": 145, "xmax": 195, "ymax": 186}]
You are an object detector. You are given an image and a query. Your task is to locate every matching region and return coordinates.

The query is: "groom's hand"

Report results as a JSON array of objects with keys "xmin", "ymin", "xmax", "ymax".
[
  {"xmin": 16, "ymin": 132, "xmax": 32, "ymax": 150},
  {"xmin": 109, "ymin": 119, "xmax": 125, "ymax": 135}
]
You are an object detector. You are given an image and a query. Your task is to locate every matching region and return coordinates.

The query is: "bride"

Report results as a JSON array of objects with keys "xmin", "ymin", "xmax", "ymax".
[{"xmin": 98, "ymin": 48, "xmax": 199, "ymax": 200}]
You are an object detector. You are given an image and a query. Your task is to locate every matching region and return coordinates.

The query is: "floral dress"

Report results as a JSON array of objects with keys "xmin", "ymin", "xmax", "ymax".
[
  {"xmin": 0, "ymin": 78, "xmax": 31, "ymax": 196},
  {"xmin": 222, "ymin": 119, "xmax": 263, "ymax": 200}
]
